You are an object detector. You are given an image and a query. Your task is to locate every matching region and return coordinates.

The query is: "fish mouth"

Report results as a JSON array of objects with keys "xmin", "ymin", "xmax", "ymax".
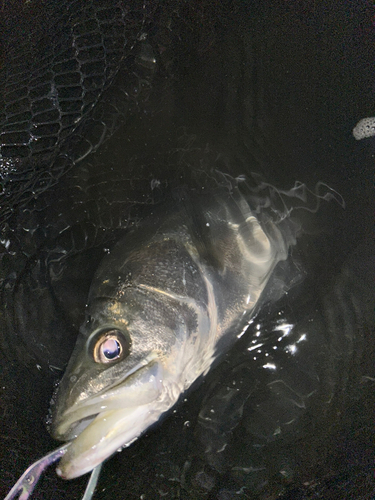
[
  {"xmin": 56, "ymin": 405, "xmax": 159, "ymax": 479},
  {"xmin": 52, "ymin": 355, "xmax": 162, "ymax": 441},
  {"xmin": 52, "ymin": 359, "xmax": 172, "ymax": 479}
]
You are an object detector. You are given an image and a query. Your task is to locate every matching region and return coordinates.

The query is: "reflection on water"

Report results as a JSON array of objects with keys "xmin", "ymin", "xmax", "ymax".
[{"xmin": 0, "ymin": 1, "xmax": 374, "ymax": 499}]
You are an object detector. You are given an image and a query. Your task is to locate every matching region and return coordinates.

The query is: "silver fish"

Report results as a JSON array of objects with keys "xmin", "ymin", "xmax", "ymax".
[{"xmin": 49, "ymin": 185, "xmax": 299, "ymax": 480}]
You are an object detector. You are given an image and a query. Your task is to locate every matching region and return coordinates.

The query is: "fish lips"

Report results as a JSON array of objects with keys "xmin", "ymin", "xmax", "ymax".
[
  {"xmin": 51, "ymin": 359, "xmax": 165, "ymax": 478},
  {"xmin": 52, "ymin": 357, "xmax": 163, "ymax": 440}
]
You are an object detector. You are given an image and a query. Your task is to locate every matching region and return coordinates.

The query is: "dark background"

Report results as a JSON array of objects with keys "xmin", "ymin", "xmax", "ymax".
[{"xmin": 0, "ymin": 1, "xmax": 374, "ymax": 499}]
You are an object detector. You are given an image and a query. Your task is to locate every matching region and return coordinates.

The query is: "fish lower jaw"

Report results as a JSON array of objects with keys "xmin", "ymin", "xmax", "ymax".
[{"xmin": 56, "ymin": 400, "xmax": 175, "ymax": 479}]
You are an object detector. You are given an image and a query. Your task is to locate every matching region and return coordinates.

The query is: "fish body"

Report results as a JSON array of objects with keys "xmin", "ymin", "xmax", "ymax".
[{"xmin": 50, "ymin": 187, "xmax": 298, "ymax": 479}]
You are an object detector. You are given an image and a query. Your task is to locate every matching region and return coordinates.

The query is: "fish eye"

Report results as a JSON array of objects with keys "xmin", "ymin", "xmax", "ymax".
[{"xmin": 92, "ymin": 329, "xmax": 130, "ymax": 364}]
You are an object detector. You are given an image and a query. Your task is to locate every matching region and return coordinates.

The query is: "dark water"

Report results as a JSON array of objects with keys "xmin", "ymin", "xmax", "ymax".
[{"xmin": 0, "ymin": 1, "xmax": 374, "ymax": 499}]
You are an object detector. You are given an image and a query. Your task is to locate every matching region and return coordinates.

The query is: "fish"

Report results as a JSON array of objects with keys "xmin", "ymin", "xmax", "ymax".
[{"xmin": 48, "ymin": 182, "xmax": 301, "ymax": 480}]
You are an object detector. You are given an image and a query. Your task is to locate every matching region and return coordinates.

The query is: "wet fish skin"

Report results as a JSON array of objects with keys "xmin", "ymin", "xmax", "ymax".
[{"xmin": 50, "ymin": 188, "xmax": 297, "ymax": 479}]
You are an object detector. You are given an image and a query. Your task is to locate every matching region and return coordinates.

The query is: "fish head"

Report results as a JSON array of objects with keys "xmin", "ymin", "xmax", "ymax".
[{"xmin": 49, "ymin": 254, "xmax": 196, "ymax": 479}]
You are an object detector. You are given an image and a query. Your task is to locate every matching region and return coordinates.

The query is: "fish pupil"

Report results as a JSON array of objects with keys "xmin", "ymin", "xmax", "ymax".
[{"xmin": 102, "ymin": 338, "xmax": 121, "ymax": 360}]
